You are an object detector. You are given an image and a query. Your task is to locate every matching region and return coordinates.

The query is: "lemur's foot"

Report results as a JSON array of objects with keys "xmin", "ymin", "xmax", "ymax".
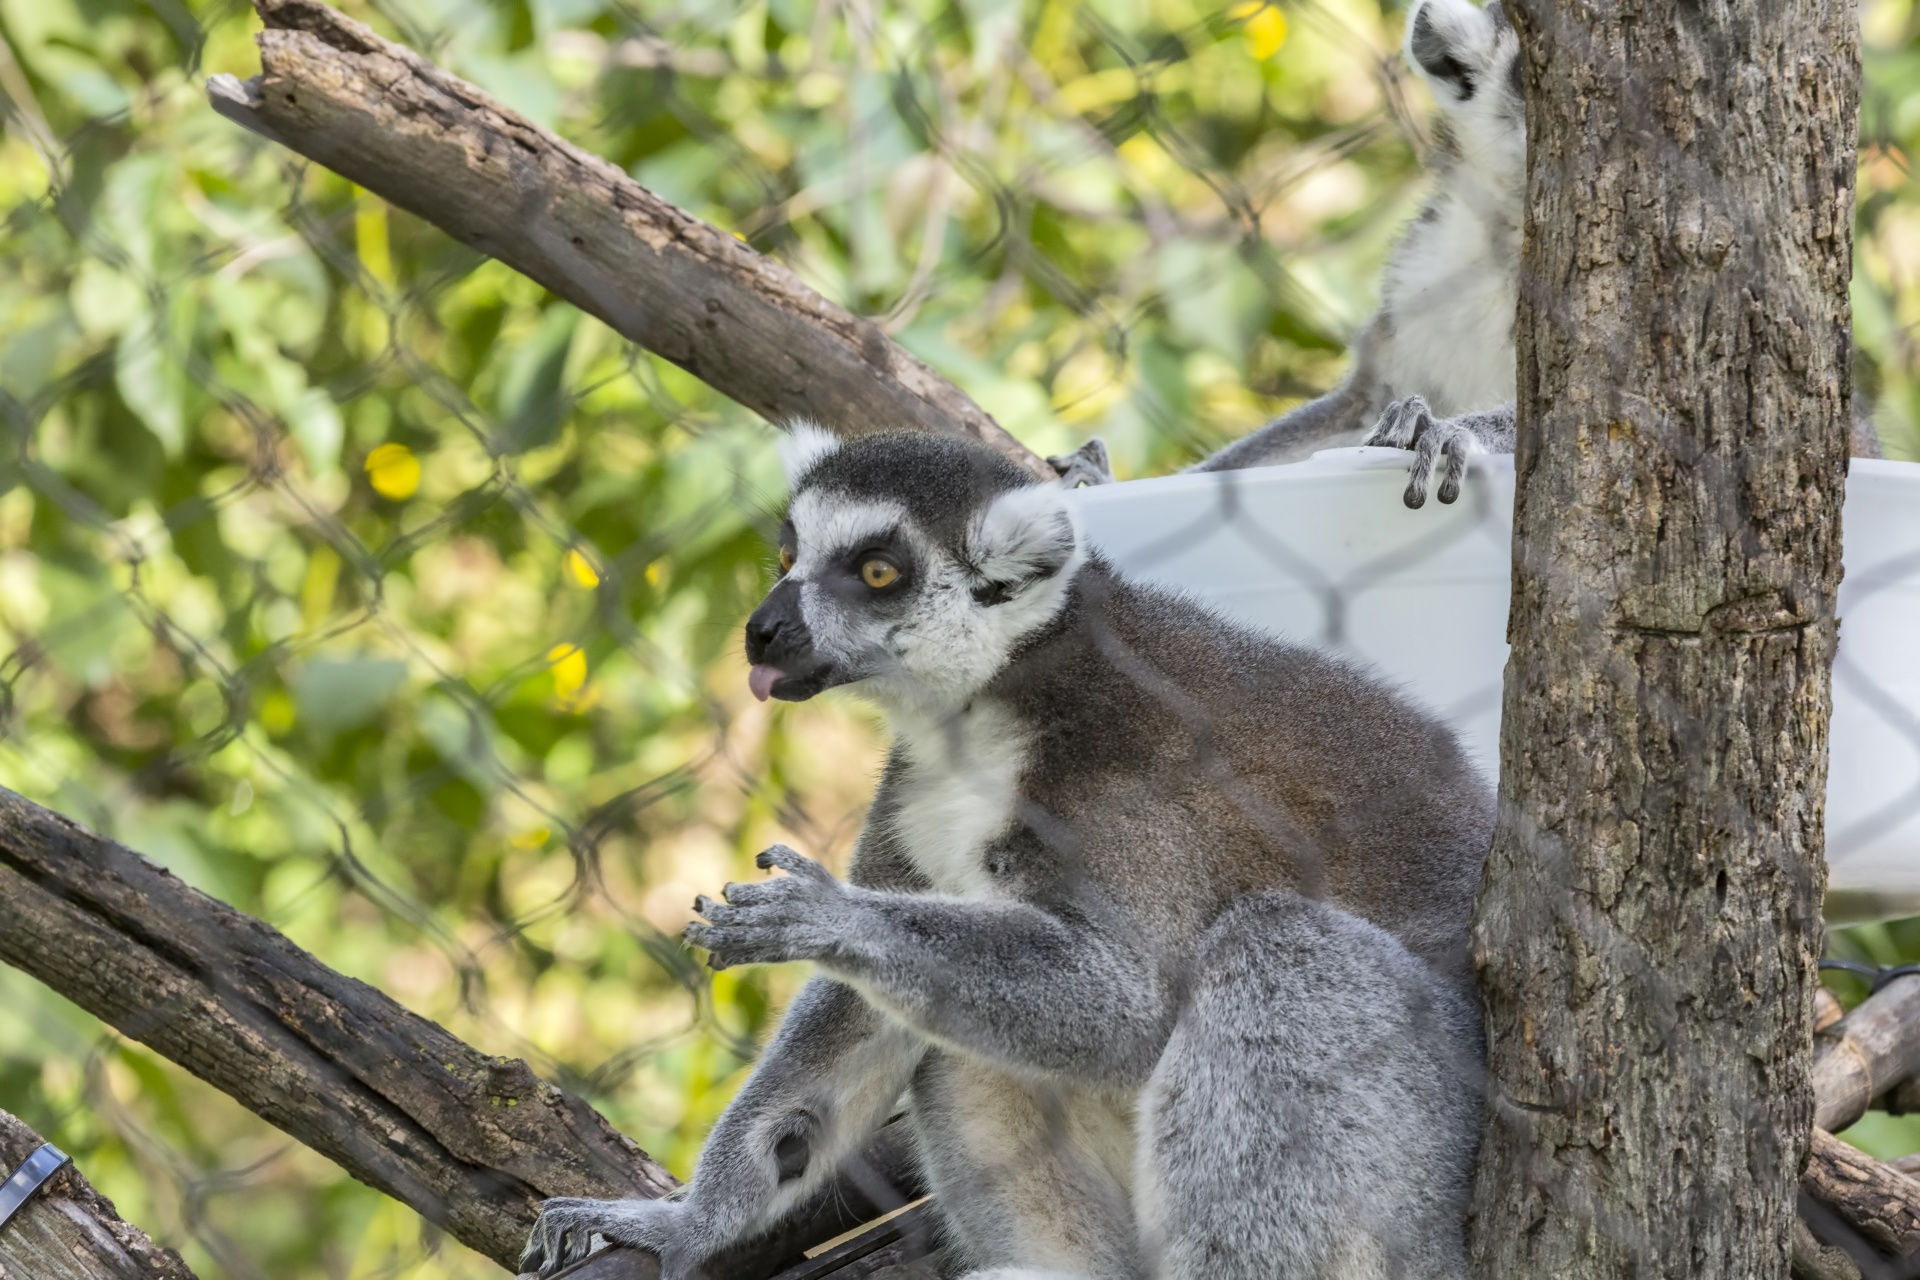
[
  {"xmin": 1047, "ymin": 438, "xmax": 1115, "ymax": 488},
  {"xmin": 683, "ymin": 844, "xmax": 852, "ymax": 970},
  {"xmin": 1365, "ymin": 397, "xmax": 1513, "ymax": 509},
  {"xmin": 521, "ymin": 1196, "xmax": 681, "ymax": 1277}
]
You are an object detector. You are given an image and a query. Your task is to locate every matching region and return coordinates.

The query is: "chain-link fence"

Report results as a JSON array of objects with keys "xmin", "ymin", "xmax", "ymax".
[{"xmin": 0, "ymin": 0, "xmax": 1917, "ymax": 1276}]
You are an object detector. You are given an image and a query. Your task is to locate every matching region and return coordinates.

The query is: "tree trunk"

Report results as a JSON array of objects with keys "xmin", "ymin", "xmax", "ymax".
[{"xmin": 1472, "ymin": 0, "xmax": 1859, "ymax": 1276}]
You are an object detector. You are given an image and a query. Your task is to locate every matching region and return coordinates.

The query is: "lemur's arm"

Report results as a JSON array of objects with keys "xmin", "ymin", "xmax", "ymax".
[
  {"xmin": 1364, "ymin": 397, "xmax": 1515, "ymax": 508},
  {"xmin": 688, "ymin": 845, "xmax": 1173, "ymax": 1087},
  {"xmin": 522, "ymin": 846, "xmax": 930, "ymax": 1278}
]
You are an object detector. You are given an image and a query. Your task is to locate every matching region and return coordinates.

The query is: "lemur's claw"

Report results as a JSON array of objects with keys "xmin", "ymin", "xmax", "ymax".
[
  {"xmin": 1046, "ymin": 438, "xmax": 1115, "ymax": 489},
  {"xmin": 755, "ymin": 842, "xmax": 831, "ymax": 880},
  {"xmin": 523, "ymin": 1197, "xmax": 682, "ymax": 1278},
  {"xmin": 684, "ymin": 851, "xmax": 849, "ymax": 969},
  {"xmin": 1366, "ymin": 395, "xmax": 1494, "ymax": 510}
]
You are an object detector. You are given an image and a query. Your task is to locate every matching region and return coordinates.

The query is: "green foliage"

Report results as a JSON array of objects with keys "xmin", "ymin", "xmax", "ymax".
[{"xmin": 0, "ymin": 0, "xmax": 1914, "ymax": 1273}]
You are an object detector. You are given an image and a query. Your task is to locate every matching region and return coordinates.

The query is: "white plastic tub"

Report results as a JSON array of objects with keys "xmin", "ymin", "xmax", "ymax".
[{"xmin": 1071, "ymin": 448, "xmax": 1920, "ymax": 915}]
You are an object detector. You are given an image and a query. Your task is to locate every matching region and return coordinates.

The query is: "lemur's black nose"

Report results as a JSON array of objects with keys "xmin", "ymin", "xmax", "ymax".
[{"xmin": 745, "ymin": 578, "xmax": 808, "ymax": 664}]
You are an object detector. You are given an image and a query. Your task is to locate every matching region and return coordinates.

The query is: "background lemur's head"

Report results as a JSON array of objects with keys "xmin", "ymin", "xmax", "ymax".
[
  {"xmin": 744, "ymin": 428, "xmax": 1082, "ymax": 711},
  {"xmin": 1405, "ymin": 0, "xmax": 1524, "ymax": 188}
]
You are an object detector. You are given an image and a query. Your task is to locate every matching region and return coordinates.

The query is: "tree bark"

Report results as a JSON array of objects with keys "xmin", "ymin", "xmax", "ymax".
[
  {"xmin": 0, "ymin": 1108, "xmax": 200, "ymax": 1280},
  {"xmin": 1802, "ymin": 1130, "xmax": 1920, "ymax": 1259},
  {"xmin": 204, "ymin": 0, "xmax": 1048, "ymax": 480},
  {"xmin": 1472, "ymin": 0, "xmax": 1859, "ymax": 1276}
]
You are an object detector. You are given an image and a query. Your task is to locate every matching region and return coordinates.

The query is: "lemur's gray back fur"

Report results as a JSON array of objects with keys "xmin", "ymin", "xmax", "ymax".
[{"xmin": 523, "ymin": 429, "xmax": 1491, "ymax": 1280}]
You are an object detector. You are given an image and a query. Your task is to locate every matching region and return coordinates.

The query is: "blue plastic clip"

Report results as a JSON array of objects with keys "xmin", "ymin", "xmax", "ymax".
[{"xmin": 0, "ymin": 1143, "xmax": 71, "ymax": 1233}]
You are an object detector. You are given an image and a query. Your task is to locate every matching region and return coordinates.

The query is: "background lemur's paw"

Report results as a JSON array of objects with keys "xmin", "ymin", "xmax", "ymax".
[
  {"xmin": 520, "ymin": 1196, "xmax": 679, "ymax": 1277},
  {"xmin": 1365, "ymin": 397, "xmax": 1492, "ymax": 509},
  {"xmin": 683, "ymin": 845, "xmax": 851, "ymax": 969},
  {"xmin": 1046, "ymin": 438, "xmax": 1114, "ymax": 488}
]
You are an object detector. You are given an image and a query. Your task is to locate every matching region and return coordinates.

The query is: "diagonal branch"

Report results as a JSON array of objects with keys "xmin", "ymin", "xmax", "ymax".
[
  {"xmin": 204, "ymin": 0, "xmax": 1048, "ymax": 480},
  {"xmin": 0, "ymin": 786, "xmax": 922, "ymax": 1276},
  {"xmin": 0, "ymin": 786, "xmax": 672, "ymax": 1268}
]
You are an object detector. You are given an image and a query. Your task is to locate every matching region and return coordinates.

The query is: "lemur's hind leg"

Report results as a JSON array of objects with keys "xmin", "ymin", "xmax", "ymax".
[
  {"xmin": 1137, "ymin": 892, "xmax": 1483, "ymax": 1280},
  {"xmin": 911, "ymin": 1050, "xmax": 1143, "ymax": 1280}
]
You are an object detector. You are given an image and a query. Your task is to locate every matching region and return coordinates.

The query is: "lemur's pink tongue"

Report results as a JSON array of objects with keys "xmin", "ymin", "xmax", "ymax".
[{"xmin": 748, "ymin": 664, "xmax": 785, "ymax": 702}]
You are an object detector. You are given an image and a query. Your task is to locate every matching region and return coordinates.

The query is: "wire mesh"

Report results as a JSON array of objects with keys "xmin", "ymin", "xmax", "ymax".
[{"xmin": 0, "ymin": 0, "xmax": 1915, "ymax": 1276}]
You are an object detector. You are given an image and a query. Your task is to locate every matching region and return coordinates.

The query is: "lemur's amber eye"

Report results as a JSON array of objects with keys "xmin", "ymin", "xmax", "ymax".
[
  {"xmin": 778, "ymin": 544, "xmax": 796, "ymax": 574},
  {"xmin": 860, "ymin": 559, "xmax": 900, "ymax": 589}
]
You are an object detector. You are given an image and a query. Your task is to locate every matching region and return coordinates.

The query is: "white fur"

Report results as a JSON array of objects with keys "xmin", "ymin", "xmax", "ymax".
[
  {"xmin": 780, "ymin": 419, "xmax": 842, "ymax": 485},
  {"xmin": 883, "ymin": 701, "xmax": 1030, "ymax": 897},
  {"xmin": 1375, "ymin": 0, "xmax": 1522, "ymax": 416}
]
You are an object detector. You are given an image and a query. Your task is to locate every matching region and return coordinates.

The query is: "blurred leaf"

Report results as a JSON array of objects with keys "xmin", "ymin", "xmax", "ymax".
[{"xmin": 291, "ymin": 656, "xmax": 409, "ymax": 735}]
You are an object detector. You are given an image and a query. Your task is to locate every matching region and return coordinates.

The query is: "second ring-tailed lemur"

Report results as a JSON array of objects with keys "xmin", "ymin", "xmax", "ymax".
[
  {"xmin": 1049, "ymin": 0, "xmax": 1523, "ymax": 498},
  {"xmin": 522, "ymin": 428, "xmax": 1491, "ymax": 1280},
  {"xmin": 1052, "ymin": 0, "xmax": 1880, "ymax": 505}
]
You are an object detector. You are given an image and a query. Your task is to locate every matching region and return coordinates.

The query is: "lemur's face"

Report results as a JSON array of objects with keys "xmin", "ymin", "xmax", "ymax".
[
  {"xmin": 744, "ymin": 428, "xmax": 1081, "ymax": 711},
  {"xmin": 1407, "ymin": 0, "xmax": 1525, "ymax": 181}
]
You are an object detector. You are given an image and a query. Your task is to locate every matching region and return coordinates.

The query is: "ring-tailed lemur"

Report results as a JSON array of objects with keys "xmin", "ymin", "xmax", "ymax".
[
  {"xmin": 1050, "ymin": 0, "xmax": 1523, "ymax": 498},
  {"xmin": 1051, "ymin": 0, "xmax": 1882, "ymax": 505},
  {"xmin": 521, "ymin": 428, "xmax": 1491, "ymax": 1280}
]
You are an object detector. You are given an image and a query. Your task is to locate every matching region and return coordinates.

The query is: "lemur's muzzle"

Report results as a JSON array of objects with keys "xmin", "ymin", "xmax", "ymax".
[{"xmin": 744, "ymin": 579, "xmax": 837, "ymax": 702}]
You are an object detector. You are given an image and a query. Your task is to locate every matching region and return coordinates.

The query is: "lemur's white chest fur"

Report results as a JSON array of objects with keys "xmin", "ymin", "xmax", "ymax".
[
  {"xmin": 882, "ymin": 702, "xmax": 1028, "ymax": 899},
  {"xmin": 1377, "ymin": 159, "xmax": 1520, "ymax": 417}
]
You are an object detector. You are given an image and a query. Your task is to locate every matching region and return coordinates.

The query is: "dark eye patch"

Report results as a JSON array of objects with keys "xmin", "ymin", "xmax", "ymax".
[{"xmin": 1411, "ymin": 8, "xmax": 1478, "ymax": 100}]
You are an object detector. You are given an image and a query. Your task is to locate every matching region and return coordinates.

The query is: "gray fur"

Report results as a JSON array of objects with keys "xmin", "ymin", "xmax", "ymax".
[{"xmin": 524, "ymin": 432, "xmax": 1491, "ymax": 1279}]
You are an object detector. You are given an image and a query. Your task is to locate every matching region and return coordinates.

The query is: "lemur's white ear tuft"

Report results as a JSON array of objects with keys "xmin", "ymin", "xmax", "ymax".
[
  {"xmin": 781, "ymin": 420, "xmax": 842, "ymax": 486},
  {"xmin": 1404, "ymin": 0, "xmax": 1497, "ymax": 101},
  {"xmin": 967, "ymin": 482, "xmax": 1082, "ymax": 604}
]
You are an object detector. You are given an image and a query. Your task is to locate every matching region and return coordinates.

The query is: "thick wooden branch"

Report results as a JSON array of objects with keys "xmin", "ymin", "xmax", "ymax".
[
  {"xmin": 1803, "ymin": 1129, "xmax": 1920, "ymax": 1260},
  {"xmin": 0, "ymin": 1108, "xmax": 200, "ymax": 1280},
  {"xmin": 1813, "ymin": 976, "xmax": 1920, "ymax": 1132},
  {"xmin": 204, "ymin": 0, "xmax": 1048, "ymax": 480},
  {"xmin": 0, "ymin": 786, "xmax": 673, "ymax": 1269}
]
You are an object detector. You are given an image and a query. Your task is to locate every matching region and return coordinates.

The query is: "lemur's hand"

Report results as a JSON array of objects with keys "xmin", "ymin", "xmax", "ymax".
[
  {"xmin": 684, "ymin": 844, "xmax": 853, "ymax": 970},
  {"xmin": 520, "ymin": 1195, "xmax": 685, "ymax": 1277},
  {"xmin": 1364, "ymin": 397, "xmax": 1516, "ymax": 509},
  {"xmin": 1047, "ymin": 438, "xmax": 1115, "ymax": 489}
]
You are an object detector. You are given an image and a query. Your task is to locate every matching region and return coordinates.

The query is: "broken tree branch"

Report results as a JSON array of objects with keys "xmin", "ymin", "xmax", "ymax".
[
  {"xmin": 0, "ymin": 1108, "xmax": 200, "ymax": 1280},
  {"xmin": 204, "ymin": 0, "xmax": 1048, "ymax": 480},
  {"xmin": 1813, "ymin": 976, "xmax": 1920, "ymax": 1132}
]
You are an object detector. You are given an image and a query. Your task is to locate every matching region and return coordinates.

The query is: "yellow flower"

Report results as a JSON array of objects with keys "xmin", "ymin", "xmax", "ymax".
[
  {"xmin": 564, "ymin": 548, "xmax": 600, "ymax": 588},
  {"xmin": 547, "ymin": 643, "xmax": 590, "ymax": 706},
  {"xmin": 1231, "ymin": 1, "xmax": 1287, "ymax": 60},
  {"xmin": 364, "ymin": 442, "xmax": 421, "ymax": 500}
]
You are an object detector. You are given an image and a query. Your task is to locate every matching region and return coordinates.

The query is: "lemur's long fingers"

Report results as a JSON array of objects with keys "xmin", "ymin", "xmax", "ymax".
[
  {"xmin": 1367, "ymin": 399, "xmax": 1412, "ymax": 447},
  {"xmin": 756, "ymin": 842, "xmax": 832, "ymax": 880},
  {"xmin": 682, "ymin": 922, "xmax": 798, "ymax": 969},
  {"xmin": 1363, "ymin": 401, "xmax": 1400, "ymax": 447},
  {"xmin": 1436, "ymin": 430, "xmax": 1472, "ymax": 505},
  {"xmin": 1403, "ymin": 404, "xmax": 1442, "ymax": 508},
  {"xmin": 718, "ymin": 879, "xmax": 779, "ymax": 907}
]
